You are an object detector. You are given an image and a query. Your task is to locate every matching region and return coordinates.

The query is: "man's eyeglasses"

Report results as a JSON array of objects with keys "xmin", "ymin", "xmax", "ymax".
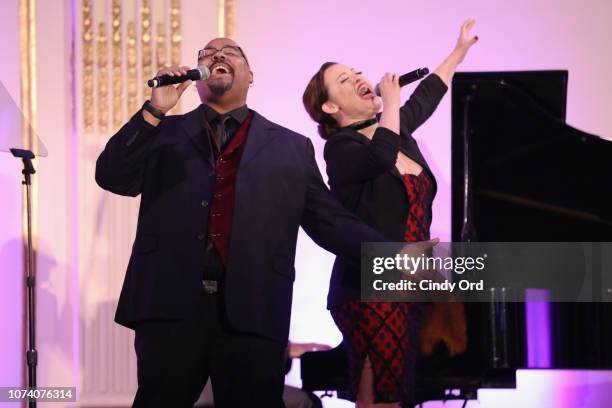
[{"xmin": 198, "ymin": 45, "xmax": 247, "ymax": 63}]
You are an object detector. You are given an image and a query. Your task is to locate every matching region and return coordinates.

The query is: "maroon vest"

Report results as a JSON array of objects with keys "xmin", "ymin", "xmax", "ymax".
[{"xmin": 206, "ymin": 112, "xmax": 254, "ymax": 265}]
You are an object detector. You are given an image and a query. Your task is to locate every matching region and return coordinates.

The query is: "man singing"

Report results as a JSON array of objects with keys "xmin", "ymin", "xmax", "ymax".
[{"xmin": 95, "ymin": 37, "xmax": 381, "ymax": 407}]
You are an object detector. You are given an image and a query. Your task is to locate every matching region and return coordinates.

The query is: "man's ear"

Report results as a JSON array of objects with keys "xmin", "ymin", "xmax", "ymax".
[
  {"xmin": 322, "ymin": 101, "xmax": 339, "ymax": 115},
  {"xmin": 249, "ymin": 70, "xmax": 254, "ymax": 84}
]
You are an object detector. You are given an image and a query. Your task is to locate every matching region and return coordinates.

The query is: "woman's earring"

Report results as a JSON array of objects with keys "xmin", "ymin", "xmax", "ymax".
[{"xmin": 249, "ymin": 81, "xmax": 254, "ymax": 88}]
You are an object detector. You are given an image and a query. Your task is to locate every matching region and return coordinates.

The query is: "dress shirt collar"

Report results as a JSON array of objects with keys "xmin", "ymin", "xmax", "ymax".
[{"xmin": 203, "ymin": 104, "xmax": 249, "ymax": 125}]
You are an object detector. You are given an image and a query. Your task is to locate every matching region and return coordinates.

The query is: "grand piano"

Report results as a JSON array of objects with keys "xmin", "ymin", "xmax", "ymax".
[{"xmin": 300, "ymin": 71, "xmax": 612, "ymax": 406}]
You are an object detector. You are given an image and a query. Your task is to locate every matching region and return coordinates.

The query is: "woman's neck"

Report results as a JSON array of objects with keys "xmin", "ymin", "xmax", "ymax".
[
  {"xmin": 358, "ymin": 122, "xmax": 378, "ymax": 140},
  {"xmin": 341, "ymin": 116, "xmax": 379, "ymax": 140}
]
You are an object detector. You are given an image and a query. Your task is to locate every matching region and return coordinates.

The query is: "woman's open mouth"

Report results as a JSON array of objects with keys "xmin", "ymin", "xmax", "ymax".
[{"xmin": 357, "ymin": 84, "xmax": 374, "ymax": 100}]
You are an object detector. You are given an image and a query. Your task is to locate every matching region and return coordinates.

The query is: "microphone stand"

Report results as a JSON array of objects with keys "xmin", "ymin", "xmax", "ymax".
[{"xmin": 10, "ymin": 148, "xmax": 38, "ymax": 408}]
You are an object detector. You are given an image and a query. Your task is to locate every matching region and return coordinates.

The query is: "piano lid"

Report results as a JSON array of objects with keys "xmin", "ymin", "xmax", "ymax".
[{"xmin": 452, "ymin": 71, "xmax": 612, "ymax": 241}]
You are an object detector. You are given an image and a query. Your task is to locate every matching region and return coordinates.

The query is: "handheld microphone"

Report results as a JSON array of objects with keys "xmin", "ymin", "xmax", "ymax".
[
  {"xmin": 374, "ymin": 67, "xmax": 429, "ymax": 96},
  {"xmin": 147, "ymin": 66, "xmax": 211, "ymax": 88}
]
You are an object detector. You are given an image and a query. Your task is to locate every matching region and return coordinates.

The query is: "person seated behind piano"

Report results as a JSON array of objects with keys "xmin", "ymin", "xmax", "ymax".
[{"xmin": 195, "ymin": 341, "xmax": 332, "ymax": 408}]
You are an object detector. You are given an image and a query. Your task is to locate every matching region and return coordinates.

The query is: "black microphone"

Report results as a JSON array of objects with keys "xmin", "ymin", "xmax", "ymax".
[
  {"xmin": 374, "ymin": 67, "xmax": 429, "ymax": 96},
  {"xmin": 147, "ymin": 66, "xmax": 211, "ymax": 88}
]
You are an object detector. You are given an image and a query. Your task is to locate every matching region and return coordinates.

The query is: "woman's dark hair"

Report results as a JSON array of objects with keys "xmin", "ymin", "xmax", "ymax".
[{"xmin": 302, "ymin": 62, "xmax": 340, "ymax": 140}]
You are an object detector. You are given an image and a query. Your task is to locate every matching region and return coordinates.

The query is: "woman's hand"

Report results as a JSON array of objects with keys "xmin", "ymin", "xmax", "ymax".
[
  {"xmin": 378, "ymin": 72, "xmax": 401, "ymax": 109},
  {"xmin": 378, "ymin": 73, "xmax": 401, "ymax": 135},
  {"xmin": 453, "ymin": 19, "xmax": 479, "ymax": 64},
  {"xmin": 434, "ymin": 19, "xmax": 479, "ymax": 86}
]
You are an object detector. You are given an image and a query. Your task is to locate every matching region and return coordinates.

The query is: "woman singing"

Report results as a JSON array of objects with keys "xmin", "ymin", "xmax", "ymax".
[{"xmin": 302, "ymin": 20, "xmax": 478, "ymax": 408}]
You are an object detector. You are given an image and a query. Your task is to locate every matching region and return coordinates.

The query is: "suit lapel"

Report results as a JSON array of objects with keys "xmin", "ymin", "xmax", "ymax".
[
  {"xmin": 354, "ymin": 131, "xmax": 435, "ymax": 188},
  {"xmin": 181, "ymin": 104, "xmax": 214, "ymax": 167},
  {"xmin": 399, "ymin": 137, "xmax": 435, "ymax": 180},
  {"xmin": 239, "ymin": 111, "xmax": 278, "ymax": 169},
  {"xmin": 354, "ymin": 130, "xmax": 406, "ymax": 185},
  {"xmin": 353, "ymin": 129, "xmax": 437, "ymax": 197}
]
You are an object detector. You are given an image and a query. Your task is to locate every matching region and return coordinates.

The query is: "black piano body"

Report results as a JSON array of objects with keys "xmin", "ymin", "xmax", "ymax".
[{"xmin": 452, "ymin": 70, "xmax": 612, "ymax": 373}]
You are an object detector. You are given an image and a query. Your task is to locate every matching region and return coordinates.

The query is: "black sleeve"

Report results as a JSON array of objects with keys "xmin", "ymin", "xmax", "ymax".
[
  {"xmin": 323, "ymin": 126, "xmax": 399, "ymax": 186},
  {"xmin": 301, "ymin": 138, "xmax": 386, "ymax": 260},
  {"xmin": 399, "ymin": 73, "xmax": 448, "ymax": 135},
  {"xmin": 95, "ymin": 110, "xmax": 161, "ymax": 197}
]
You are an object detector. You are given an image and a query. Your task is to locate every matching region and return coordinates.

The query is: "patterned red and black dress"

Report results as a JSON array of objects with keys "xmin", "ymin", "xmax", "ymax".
[{"xmin": 331, "ymin": 170, "xmax": 434, "ymax": 404}]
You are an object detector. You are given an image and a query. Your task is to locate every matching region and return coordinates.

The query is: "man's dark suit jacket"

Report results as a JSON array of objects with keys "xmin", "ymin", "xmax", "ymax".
[
  {"xmin": 323, "ymin": 74, "xmax": 448, "ymax": 309},
  {"xmin": 95, "ymin": 104, "xmax": 382, "ymax": 343}
]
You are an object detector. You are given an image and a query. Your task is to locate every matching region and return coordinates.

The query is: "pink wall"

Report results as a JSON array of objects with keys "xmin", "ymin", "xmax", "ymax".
[{"xmin": 0, "ymin": 0, "xmax": 24, "ymax": 390}]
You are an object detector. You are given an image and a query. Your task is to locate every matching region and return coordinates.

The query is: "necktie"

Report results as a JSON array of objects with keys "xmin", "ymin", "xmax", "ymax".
[{"xmin": 215, "ymin": 115, "xmax": 232, "ymax": 151}]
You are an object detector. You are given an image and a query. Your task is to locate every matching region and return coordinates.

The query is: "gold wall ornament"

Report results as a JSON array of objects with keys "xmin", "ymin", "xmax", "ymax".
[
  {"xmin": 170, "ymin": 0, "xmax": 181, "ymax": 67},
  {"xmin": 97, "ymin": 21, "xmax": 109, "ymax": 134},
  {"xmin": 217, "ymin": 0, "xmax": 224, "ymax": 37},
  {"xmin": 169, "ymin": 0, "xmax": 182, "ymax": 114},
  {"xmin": 111, "ymin": 0, "xmax": 123, "ymax": 130},
  {"xmin": 225, "ymin": 0, "xmax": 236, "ymax": 38},
  {"xmin": 80, "ymin": 0, "xmax": 185, "ymax": 130},
  {"xmin": 126, "ymin": 22, "xmax": 138, "ymax": 114},
  {"xmin": 82, "ymin": 0, "xmax": 94, "ymax": 133},
  {"xmin": 156, "ymin": 21, "xmax": 167, "ymax": 70},
  {"xmin": 141, "ymin": 0, "xmax": 153, "ymax": 103},
  {"xmin": 217, "ymin": 0, "xmax": 236, "ymax": 38}
]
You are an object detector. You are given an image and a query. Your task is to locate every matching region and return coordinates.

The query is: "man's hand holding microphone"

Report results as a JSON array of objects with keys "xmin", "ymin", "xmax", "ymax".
[{"xmin": 143, "ymin": 65, "xmax": 207, "ymax": 126}]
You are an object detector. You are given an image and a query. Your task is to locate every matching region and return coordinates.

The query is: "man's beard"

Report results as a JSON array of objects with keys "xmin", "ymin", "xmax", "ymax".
[{"xmin": 208, "ymin": 77, "xmax": 233, "ymax": 96}]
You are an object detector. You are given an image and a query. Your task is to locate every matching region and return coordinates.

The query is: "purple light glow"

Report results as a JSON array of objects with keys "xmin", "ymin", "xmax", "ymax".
[{"xmin": 526, "ymin": 289, "xmax": 552, "ymax": 368}]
